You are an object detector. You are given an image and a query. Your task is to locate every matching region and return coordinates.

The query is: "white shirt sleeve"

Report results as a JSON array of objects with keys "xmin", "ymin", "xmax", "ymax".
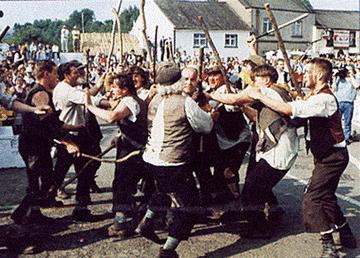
[
  {"xmin": 289, "ymin": 93, "xmax": 338, "ymax": 119},
  {"xmin": 185, "ymin": 97, "xmax": 213, "ymax": 133},
  {"xmin": 120, "ymin": 96, "xmax": 140, "ymax": 122},
  {"xmin": 67, "ymin": 87, "xmax": 87, "ymax": 105}
]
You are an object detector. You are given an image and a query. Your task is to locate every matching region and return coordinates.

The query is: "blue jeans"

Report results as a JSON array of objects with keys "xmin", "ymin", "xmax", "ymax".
[{"xmin": 339, "ymin": 101, "xmax": 354, "ymax": 141}]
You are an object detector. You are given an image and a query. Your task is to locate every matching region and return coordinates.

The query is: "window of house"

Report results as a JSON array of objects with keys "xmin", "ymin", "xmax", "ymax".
[
  {"xmin": 349, "ymin": 31, "xmax": 356, "ymax": 47},
  {"xmin": 193, "ymin": 33, "xmax": 207, "ymax": 48},
  {"xmin": 291, "ymin": 21, "xmax": 303, "ymax": 37},
  {"xmin": 225, "ymin": 34, "xmax": 238, "ymax": 48},
  {"xmin": 262, "ymin": 18, "xmax": 272, "ymax": 34}
]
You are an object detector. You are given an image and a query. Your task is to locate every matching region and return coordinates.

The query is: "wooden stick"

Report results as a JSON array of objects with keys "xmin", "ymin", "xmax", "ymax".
[
  {"xmin": 197, "ymin": 16, "xmax": 232, "ymax": 93},
  {"xmin": 168, "ymin": 37, "xmax": 175, "ymax": 63},
  {"xmin": 112, "ymin": 7, "xmax": 123, "ymax": 64},
  {"xmin": 264, "ymin": 3, "xmax": 301, "ymax": 94},
  {"xmin": 106, "ymin": 0, "xmax": 123, "ymax": 71},
  {"xmin": 256, "ymin": 13, "xmax": 309, "ymax": 40},
  {"xmin": 0, "ymin": 26, "xmax": 10, "ymax": 42},
  {"xmin": 153, "ymin": 25, "xmax": 158, "ymax": 82},
  {"xmin": 140, "ymin": 0, "xmax": 154, "ymax": 65},
  {"xmin": 197, "ymin": 47, "xmax": 204, "ymax": 83},
  {"xmin": 58, "ymin": 142, "xmax": 116, "ymax": 190}
]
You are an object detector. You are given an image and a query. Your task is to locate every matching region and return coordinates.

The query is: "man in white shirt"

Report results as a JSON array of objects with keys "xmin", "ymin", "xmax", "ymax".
[
  {"xmin": 60, "ymin": 25, "xmax": 69, "ymax": 53},
  {"xmin": 53, "ymin": 61, "xmax": 105, "ymax": 222},
  {"xmin": 210, "ymin": 64, "xmax": 299, "ymax": 238},
  {"xmin": 138, "ymin": 63, "xmax": 213, "ymax": 258},
  {"xmin": 206, "ymin": 66, "xmax": 251, "ymax": 202},
  {"xmin": 247, "ymin": 58, "xmax": 357, "ymax": 256}
]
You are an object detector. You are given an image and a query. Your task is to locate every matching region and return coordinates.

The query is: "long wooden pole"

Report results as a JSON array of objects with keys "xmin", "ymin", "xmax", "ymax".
[
  {"xmin": 153, "ymin": 25, "xmax": 158, "ymax": 82},
  {"xmin": 264, "ymin": 3, "xmax": 301, "ymax": 94},
  {"xmin": 140, "ymin": 0, "xmax": 153, "ymax": 65},
  {"xmin": 197, "ymin": 16, "xmax": 232, "ymax": 93},
  {"xmin": 112, "ymin": 7, "xmax": 123, "ymax": 64},
  {"xmin": 256, "ymin": 13, "xmax": 309, "ymax": 40},
  {"xmin": 106, "ymin": 0, "xmax": 123, "ymax": 71}
]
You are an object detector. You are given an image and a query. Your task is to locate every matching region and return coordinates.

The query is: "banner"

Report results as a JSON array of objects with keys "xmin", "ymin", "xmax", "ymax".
[{"xmin": 333, "ymin": 30, "xmax": 350, "ymax": 48}]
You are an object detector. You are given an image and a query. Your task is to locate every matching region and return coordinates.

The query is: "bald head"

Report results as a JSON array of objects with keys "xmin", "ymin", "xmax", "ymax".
[{"xmin": 181, "ymin": 67, "xmax": 198, "ymax": 95}]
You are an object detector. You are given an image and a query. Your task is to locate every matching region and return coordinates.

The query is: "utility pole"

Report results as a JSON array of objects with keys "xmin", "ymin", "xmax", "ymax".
[{"xmin": 81, "ymin": 11, "xmax": 85, "ymax": 33}]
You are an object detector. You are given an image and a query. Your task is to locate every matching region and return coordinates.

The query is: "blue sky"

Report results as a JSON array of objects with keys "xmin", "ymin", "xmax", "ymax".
[{"xmin": 0, "ymin": 0, "xmax": 359, "ymax": 29}]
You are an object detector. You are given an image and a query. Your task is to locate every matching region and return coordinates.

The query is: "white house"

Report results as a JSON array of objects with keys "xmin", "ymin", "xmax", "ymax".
[{"xmin": 130, "ymin": 0, "xmax": 250, "ymax": 61}]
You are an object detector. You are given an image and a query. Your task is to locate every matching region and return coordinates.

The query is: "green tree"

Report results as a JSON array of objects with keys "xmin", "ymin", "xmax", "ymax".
[
  {"xmin": 120, "ymin": 5, "xmax": 139, "ymax": 32},
  {"xmin": 4, "ymin": 6, "xmax": 139, "ymax": 45}
]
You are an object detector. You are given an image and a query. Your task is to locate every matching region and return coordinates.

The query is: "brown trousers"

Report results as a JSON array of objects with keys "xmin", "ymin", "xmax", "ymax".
[{"xmin": 303, "ymin": 147, "xmax": 349, "ymax": 232}]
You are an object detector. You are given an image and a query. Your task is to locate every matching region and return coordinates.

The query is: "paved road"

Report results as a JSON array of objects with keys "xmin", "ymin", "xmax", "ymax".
[{"xmin": 0, "ymin": 124, "xmax": 359, "ymax": 257}]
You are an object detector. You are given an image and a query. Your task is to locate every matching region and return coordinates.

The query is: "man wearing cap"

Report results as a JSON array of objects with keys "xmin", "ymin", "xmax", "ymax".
[
  {"xmin": 136, "ymin": 62, "xmax": 213, "ymax": 258},
  {"xmin": 60, "ymin": 25, "xmax": 69, "ymax": 53},
  {"xmin": 206, "ymin": 65, "xmax": 251, "ymax": 202},
  {"xmin": 52, "ymin": 60, "xmax": 106, "ymax": 221}
]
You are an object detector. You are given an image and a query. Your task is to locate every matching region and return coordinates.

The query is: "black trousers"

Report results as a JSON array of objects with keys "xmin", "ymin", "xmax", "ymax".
[
  {"xmin": 112, "ymin": 142, "xmax": 153, "ymax": 216},
  {"xmin": 213, "ymin": 142, "xmax": 250, "ymax": 193},
  {"xmin": 53, "ymin": 132, "xmax": 101, "ymax": 206},
  {"xmin": 303, "ymin": 147, "xmax": 349, "ymax": 232},
  {"xmin": 147, "ymin": 163, "xmax": 198, "ymax": 240},
  {"xmin": 11, "ymin": 149, "xmax": 54, "ymax": 223},
  {"xmin": 242, "ymin": 158, "xmax": 288, "ymax": 208}
]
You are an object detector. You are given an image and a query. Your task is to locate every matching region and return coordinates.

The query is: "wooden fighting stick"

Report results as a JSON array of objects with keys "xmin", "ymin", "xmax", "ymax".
[
  {"xmin": 106, "ymin": 0, "xmax": 123, "ymax": 71},
  {"xmin": 264, "ymin": 3, "xmax": 301, "ymax": 95},
  {"xmin": 140, "ymin": 0, "xmax": 154, "ymax": 65},
  {"xmin": 197, "ymin": 16, "xmax": 232, "ymax": 93}
]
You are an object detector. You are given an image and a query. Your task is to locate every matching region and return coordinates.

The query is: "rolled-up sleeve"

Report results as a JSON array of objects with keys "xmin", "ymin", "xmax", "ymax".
[
  {"xmin": 185, "ymin": 97, "xmax": 213, "ymax": 133},
  {"xmin": 289, "ymin": 93, "xmax": 337, "ymax": 119}
]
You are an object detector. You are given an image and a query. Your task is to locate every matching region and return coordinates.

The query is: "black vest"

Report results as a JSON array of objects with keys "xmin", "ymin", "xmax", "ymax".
[
  {"xmin": 309, "ymin": 87, "xmax": 344, "ymax": 160},
  {"xmin": 216, "ymin": 104, "xmax": 246, "ymax": 140},
  {"xmin": 117, "ymin": 95, "xmax": 148, "ymax": 151},
  {"xmin": 19, "ymin": 84, "xmax": 63, "ymax": 154}
]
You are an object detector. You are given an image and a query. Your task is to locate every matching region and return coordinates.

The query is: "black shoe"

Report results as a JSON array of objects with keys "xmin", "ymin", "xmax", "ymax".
[
  {"xmin": 40, "ymin": 197, "xmax": 64, "ymax": 208},
  {"xmin": 321, "ymin": 234, "xmax": 339, "ymax": 258},
  {"xmin": 23, "ymin": 210, "xmax": 56, "ymax": 225},
  {"xmin": 5, "ymin": 227, "xmax": 40, "ymax": 254},
  {"xmin": 338, "ymin": 223, "xmax": 357, "ymax": 248},
  {"xmin": 135, "ymin": 217, "xmax": 164, "ymax": 244},
  {"xmin": 158, "ymin": 247, "xmax": 179, "ymax": 258},
  {"xmin": 72, "ymin": 209, "xmax": 100, "ymax": 222},
  {"xmin": 107, "ymin": 220, "xmax": 135, "ymax": 239}
]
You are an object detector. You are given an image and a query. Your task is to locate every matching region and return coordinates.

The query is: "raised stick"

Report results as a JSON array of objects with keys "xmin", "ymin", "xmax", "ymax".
[
  {"xmin": 197, "ymin": 16, "xmax": 232, "ymax": 93},
  {"xmin": 106, "ymin": 0, "xmax": 123, "ymax": 71},
  {"xmin": 256, "ymin": 13, "xmax": 309, "ymax": 40},
  {"xmin": 140, "ymin": 0, "xmax": 154, "ymax": 65},
  {"xmin": 264, "ymin": 3, "xmax": 301, "ymax": 94}
]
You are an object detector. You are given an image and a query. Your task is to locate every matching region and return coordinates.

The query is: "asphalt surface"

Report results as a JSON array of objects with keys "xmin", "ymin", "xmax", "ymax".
[{"xmin": 0, "ymin": 123, "xmax": 359, "ymax": 258}]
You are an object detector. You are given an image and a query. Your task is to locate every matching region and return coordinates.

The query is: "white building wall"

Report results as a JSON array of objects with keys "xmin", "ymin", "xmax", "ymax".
[
  {"xmin": 130, "ymin": 0, "xmax": 175, "ymax": 49},
  {"xmin": 175, "ymin": 30, "xmax": 250, "ymax": 60}
]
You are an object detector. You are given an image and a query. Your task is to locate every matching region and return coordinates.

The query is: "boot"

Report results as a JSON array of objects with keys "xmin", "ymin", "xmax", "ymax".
[
  {"xmin": 338, "ymin": 223, "xmax": 357, "ymax": 248},
  {"xmin": 135, "ymin": 217, "xmax": 163, "ymax": 244},
  {"xmin": 321, "ymin": 233, "xmax": 339, "ymax": 258},
  {"xmin": 157, "ymin": 247, "xmax": 179, "ymax": 258},
  {"xmin": 107, "ymin": 220, "xmax": 135, "ymax": 239}
]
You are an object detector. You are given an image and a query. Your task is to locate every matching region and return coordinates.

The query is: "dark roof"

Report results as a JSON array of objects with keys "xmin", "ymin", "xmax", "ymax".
[
  {"xmin": 315, "ymin": 9, "xmax": 360, "ymax": 30},
  {"xmin": 154, "ymin": 0, "xmax": 250, "ymax": 30},
  {"xmin": 238, "ymin": 0, "xmax": 312, "ymax": 12}
]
